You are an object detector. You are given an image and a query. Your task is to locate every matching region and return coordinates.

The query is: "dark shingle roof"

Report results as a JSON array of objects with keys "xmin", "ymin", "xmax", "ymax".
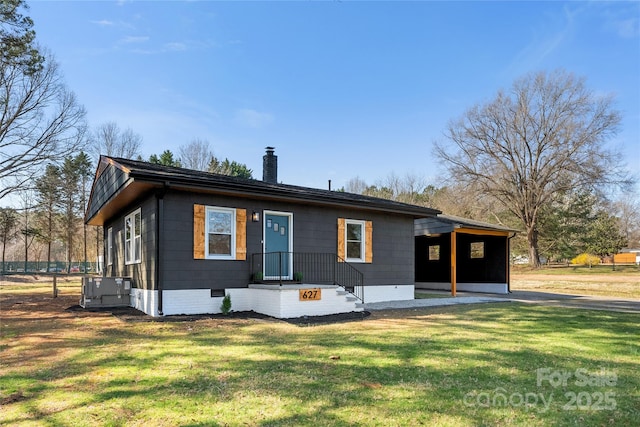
[
  {"xmin": 89, "ymin": 156, "xmax": 440, "ymax": 222},
  {"xmin": 415, "ymin": 214, "xmax": 519, "ymax": 236}
]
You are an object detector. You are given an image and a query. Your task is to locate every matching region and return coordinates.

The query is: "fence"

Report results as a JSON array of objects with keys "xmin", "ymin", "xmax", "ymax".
[{"xmin": 1, "ymin": 261, "xmax": 100, "ymax": 274}]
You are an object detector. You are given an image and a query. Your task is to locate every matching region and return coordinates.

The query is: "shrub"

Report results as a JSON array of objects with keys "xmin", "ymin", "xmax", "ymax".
[
  {"xmin": 571, "ymin": 253, "xmax": 601, "ymax": 266},
  {"xmin": 220, "ymin": 295, "xmax": 232, "ymax": 315}
]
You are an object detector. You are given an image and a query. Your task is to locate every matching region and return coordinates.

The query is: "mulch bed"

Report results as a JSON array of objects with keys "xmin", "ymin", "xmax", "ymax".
[{"xmin": 66, "ymin": 304, "xmax": 371, "ymax": 326}]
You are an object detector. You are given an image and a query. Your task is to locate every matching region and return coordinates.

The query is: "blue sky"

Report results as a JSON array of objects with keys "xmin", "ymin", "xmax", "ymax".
[{"xmin": 28, "ymin": 1, "xmax": 640, "ymax": 191}]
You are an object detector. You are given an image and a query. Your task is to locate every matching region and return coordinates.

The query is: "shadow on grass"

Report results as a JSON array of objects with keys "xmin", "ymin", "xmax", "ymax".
[{"xmin": 1, "ymin": 299, "xmax": 638, "ymax": 426}]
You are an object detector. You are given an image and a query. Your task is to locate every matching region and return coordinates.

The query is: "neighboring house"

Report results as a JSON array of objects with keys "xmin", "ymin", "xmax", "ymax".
[
  {"xmin": 614, "ymin": 249, "xmax": 640, "ymax": 265},
  {"xmin": 85, "ymin": 148, "xmax": 440, "ymax": 317},
  {"xmin": 415, "ymin": 215, "xmax": 518, "ymax": 294}
]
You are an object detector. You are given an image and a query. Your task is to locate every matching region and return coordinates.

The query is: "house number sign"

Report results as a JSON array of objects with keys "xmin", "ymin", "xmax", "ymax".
[{"xmin": 299, "ymin": 288, "xmax": 321, "ymax": 301}]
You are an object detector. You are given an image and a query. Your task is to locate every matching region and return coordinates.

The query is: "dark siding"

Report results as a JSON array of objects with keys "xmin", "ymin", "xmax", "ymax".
[
  {"xmin": 415, "ymin": 235, "xmax": 451, "ymax": 282},
  {"xmin": 456, "ymin": 234, "xmax": 507, "ymax": 283},
  {"xmin": 415, "ymin": 233, "xmax": 507, "ymax": 283},
  {"xmin": 104, "ymin": 195, "xmax": 157, "ymax": 290},
  {"xmin": 161, "ymin": 192, "xmax": 250, "ymax": 290},
  {"xmin": 87, "ymin": 165, "xmax": 129, "ymax": 220},
  {"xmin": 158, "ymin": 190, "xmax": 416, "ymax": 291}
]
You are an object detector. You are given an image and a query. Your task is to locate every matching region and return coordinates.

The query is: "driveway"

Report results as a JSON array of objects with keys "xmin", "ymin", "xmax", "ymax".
[
  {"xmin": 498, "ymin": 290, "xmax": 640, "ymax": 313},
  {"xmin": 397, "ymin": 289, "xmax": 640, "ymax": 314}
]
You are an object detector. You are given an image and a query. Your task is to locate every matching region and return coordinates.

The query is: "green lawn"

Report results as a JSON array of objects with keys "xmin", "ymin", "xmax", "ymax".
[
  {"xmin": 513, "ymin": 264, "xmax": 640, "ymax": 275},
  {"xmin": 1, "ymin": 292, "xmax": 638, "ymax": 426}
]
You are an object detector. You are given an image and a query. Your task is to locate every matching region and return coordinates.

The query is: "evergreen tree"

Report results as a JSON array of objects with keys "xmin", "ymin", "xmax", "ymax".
[
  {"xmin": 0, "ymin": 207, "xmax": 18, "ymax": 272},
  {"xmin": 149, "ymin": 150, "xmax": 181, "ymax": 167},
  {"xmin": 34, "ymin": 164, "xmax": 61, "ymax": 270},
  {"xmin": 0, "ymin": 0, "xmax": 43, "ymax": 73},
  {"xmin": 585, "ymin": 211, "xmax": 627, "ymax": 260},
  {"xmin": 207, "ymin": 157, "xmax": 253, "ymax": 179},
  {"xmin": 57, "ymin": 155, "xmax": 82, "ymax": 268},
  {"xmin": 537, "ymin": 191, "xmax": 596, "ymax": 262}
]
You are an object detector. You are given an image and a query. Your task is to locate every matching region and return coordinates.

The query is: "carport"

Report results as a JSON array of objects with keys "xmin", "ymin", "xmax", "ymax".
[{"xmin": 415, "ymin": 215, "xmax": 518, "ymax": 295}]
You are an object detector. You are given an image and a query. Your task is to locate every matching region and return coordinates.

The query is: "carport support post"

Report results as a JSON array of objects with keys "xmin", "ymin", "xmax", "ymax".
[{"xmin": 450, "ymin": 230, "xmax": 457, "ymax": 297}]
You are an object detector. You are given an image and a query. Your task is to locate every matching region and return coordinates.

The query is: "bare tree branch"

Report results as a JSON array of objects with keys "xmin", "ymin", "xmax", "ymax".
[
  {"xmin": 90, "ymin": 121, "xmax": 142, "ymax": 161},
  {"xmin": 178, "ymin": 138, "xmax": 213, "ymax": 171},
  {"xmin": 0, "ymin": 51, "xmax": 87, "ymax": 200},
  {"xmin": 434, "ymin": 69, "xmax": 632, "ymax": 266}
]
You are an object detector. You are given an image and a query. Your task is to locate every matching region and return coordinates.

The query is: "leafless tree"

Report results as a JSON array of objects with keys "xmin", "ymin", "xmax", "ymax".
[
  {"xmin": 613, "ymin": 196, "xmax": 640, "ymax": 248},
  {"xmin": 375, "ymin": 172, "xmax": 429, "ymax": 205},
  {"xmin": 178, "ymin": 138, "xmax": 214, "ymax": 171},
  {"xmin": 435, "ymin": 69, "xmax": 630, "ymax": 267},
  {"xmin": 0, "ymin": 52, "xmax": 87, "ymax": 200},
  {"xmin": 344, "ymin": 176, "xmax": 368, "ymax": 194},
  {"xmin": 91, "ymin": 121, "xmax": 142, "ymax": 160}
]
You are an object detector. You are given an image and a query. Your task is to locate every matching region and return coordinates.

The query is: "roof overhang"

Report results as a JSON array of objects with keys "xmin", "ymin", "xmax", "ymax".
[
  {"xmin": 415, "ymin": 214, "xmax": 519, "ymax": 238},
  {"xmin": 86, "ymin": 156, "xmax": 440, "ymax": 226}
]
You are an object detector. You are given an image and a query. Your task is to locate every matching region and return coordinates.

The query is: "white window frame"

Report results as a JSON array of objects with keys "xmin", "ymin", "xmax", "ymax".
[
  {"xmin": 205, "ymin": 206, "xmax": 236, "ymax": 260},
  {"xmin": 107, "ymin": 227, "xmax": 113, "ymax": 266},
  {"xmin": 345, "ymin": 219, "xmax": 366, "ymax": 263},
  {"xmin": 124, "ymin": 208, "xmax": 142, "ymax": 265}
]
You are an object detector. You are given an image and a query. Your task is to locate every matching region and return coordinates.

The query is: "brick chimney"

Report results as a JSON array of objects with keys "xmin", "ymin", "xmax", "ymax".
[{"xmin": 263, "ymin": 147, "xmax": 277, "ymax": 184}]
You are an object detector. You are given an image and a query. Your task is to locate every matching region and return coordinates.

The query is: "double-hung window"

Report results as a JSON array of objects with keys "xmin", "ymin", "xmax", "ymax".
[
  {"xmin": 206, "ymin": 206, "xmax": 236, "ymax": 259},
  {"xmin": 345, "ymin": 219, "xmax": 366, "ymax": 262},
  {"xmin": 125, "ymin": 208, "xmax": 141, "ymax": 265}
]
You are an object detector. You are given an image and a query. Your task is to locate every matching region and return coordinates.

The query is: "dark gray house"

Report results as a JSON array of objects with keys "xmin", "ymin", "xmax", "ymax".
[
  {"xmin": 415, "ymin": 215, "xmax": 518, "ymax": 295},
  {"xmin": 85, "ymin": 149, "xmax": 440, "ymax": 317}
]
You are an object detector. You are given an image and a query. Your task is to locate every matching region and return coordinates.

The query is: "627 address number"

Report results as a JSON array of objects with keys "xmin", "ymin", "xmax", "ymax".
[{"xmin": 299, "ymin": 289, "xmax": 322, "ymax": 301}]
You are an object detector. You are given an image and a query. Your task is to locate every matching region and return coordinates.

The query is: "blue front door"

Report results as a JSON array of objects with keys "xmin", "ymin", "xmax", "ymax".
[{"xmin": 264, "ymin": 213, "xmax": 292, "ymax": 279}]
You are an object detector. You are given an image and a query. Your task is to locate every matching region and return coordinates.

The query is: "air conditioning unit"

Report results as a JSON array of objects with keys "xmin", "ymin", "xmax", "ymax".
[{"xmin": 80, "ymin": 277, "xmax": 132, "ymax": 308}]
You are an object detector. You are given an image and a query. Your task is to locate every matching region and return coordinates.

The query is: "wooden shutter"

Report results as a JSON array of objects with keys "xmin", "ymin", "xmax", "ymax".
[
  {"xmin": 193, "ymin": 204, "xmax": 205, "ymax": 259},
  {"xmin": 236, "ymin": 209, "xmax": 247, "ymax": 260},
  {"xmin": 365, "ymin": 220, "xmax": 373, "ymax": 263},
  {"xmin": 337, "ymin": 218, "xmax": 345, "ymax": 261}
]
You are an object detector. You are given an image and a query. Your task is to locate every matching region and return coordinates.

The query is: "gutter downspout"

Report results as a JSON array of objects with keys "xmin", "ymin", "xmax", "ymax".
[
  {"xmin": 507, "ymin": 232, "xmax": 516, "ymax": 293},
  {"xmin": 450, "ymin": 229, "xmax": 457, "ymax": 297},
  {"xmin": 156, "ymin": 186, "xmax": 166, "ymax": 315}
]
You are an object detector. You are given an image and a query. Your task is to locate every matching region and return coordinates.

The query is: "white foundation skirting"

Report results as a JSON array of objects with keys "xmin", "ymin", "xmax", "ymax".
[
  {"xmin": 161, "ymin": 289, "xmax": 225, "ymax": 316},
  {"xmin": 361, "ymin": 284, "xmax": 415, "ymax": 303},
  {"xmin": 127, "ymin": 284, "xmax": 418, "ymax": 318},
  {"xmin": 130, "ymin": 288, "xmax": 159, "ymax": 317},
  {"xmin": 416, "ymin": 282, "xmax": 509, "ymax": 294},
  {"xmin": 227, "ymin": 284, "xmax": 360, "ymax": 319}
]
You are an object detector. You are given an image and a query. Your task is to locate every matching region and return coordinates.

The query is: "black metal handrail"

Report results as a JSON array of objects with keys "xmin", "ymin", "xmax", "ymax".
[{"xmin": 250, "ymin": 252, "xmax": 364, "ymax": 302}]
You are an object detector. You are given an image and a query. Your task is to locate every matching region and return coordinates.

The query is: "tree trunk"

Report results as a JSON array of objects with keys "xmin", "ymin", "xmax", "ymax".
[
  {"xmin": 46, "ymin": 241, "xmax": 51, "ymax": 272},
  {"xmin": 527, "ymin": 226, "xmax": 541, "ymax": 267}
]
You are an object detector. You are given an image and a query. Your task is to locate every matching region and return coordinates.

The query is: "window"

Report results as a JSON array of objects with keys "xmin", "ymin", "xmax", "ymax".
[
  {"xmin": 345, "ymin": 219, "xmax": 366, "ymax": 262},
  {"xmin": 193, "ymin": 205, "xmax": 246, "ymax": 260},
  {"xmin": 125, "ymin": 209, "xmax": 141, "ymax": 265},
  {"xmin": 107, "ymin": 227, "xmax": 113, "ymax": 266},
  {"xmin": 428, "ymin": 245, "xmax": 440, "ymax": 261},
  {"xmin": 337, "ymin": 218, "xmax": 372, "ymax": 263},
  {"xmin": 470, "ymin": 241, "xmax": 485, "ymax": 259},
  {"xmin": 206, "ymin": 206, "xmax": 236, "ymax": 259}
]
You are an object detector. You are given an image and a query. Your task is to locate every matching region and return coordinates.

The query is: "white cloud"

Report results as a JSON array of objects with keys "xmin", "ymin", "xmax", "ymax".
[
  {"xmin": 120, "ymin": 36, "xmax": 150, "ymax": 44},
  {"xmin": 606, "ymin": 16, "xmax": 639, "ymax": 39},
  {"xmin": 164, "ymin": 42, "xmax": 188, "ymax": 51},
  {"xmin": 91, "ymin": 19, "xmax": 114, "ymax": 27},
  {"xmin": 503, "ymin": 4, "xmax": 578, "ymax": 77},
  {"xmin": 235, "ymin": 109, "xmax": 274, "ymax": 128}
]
